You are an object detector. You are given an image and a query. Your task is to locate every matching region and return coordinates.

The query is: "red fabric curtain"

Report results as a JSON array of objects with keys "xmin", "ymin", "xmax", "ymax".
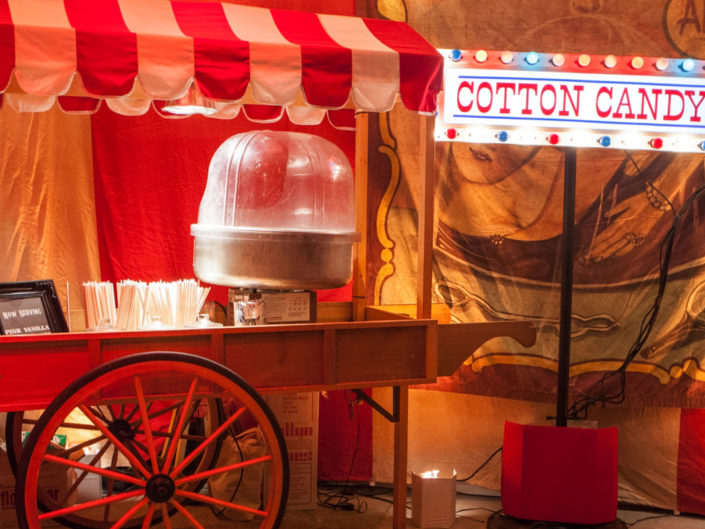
[{"xmin": 91, "ymin": 106, "xmax": 356, "ymax": 301}]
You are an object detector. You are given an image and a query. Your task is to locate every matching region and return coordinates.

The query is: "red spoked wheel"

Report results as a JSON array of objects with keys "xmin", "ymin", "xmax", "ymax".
[
  {"xmin": 16, "ymin": 352, "xmax": 289, "ymax": 529},
  {"xmin": 5, "ymin": 402, "xmax": 222, "ymax": 480},
  {"xmin": 5, "ymin": 410, "xmax": 42, "ymax": 475},
  {"xmin": 6, "ymin": 400, "xmax": 224, "ymax": 529}
]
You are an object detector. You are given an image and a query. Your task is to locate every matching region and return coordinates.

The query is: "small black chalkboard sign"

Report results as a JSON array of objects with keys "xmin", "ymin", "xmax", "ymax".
[{"xmin": 0, "ymin": 280, "xmax": 68, "ymax": 335}]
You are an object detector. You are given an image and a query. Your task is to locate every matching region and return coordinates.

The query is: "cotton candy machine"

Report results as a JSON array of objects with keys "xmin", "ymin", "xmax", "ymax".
[{"xmin": 191, "ymin": 131, "xmax": 359, "ymax": 290}]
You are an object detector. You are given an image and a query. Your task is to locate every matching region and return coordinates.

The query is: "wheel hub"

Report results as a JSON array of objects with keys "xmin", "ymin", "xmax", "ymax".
[
  {"xmin": 145, "ymin": 474, "xmax": 176, "ymax": 503},
  {"xmin": 108, "ymin": 419, "xmax": 135, "ymax": 441}
]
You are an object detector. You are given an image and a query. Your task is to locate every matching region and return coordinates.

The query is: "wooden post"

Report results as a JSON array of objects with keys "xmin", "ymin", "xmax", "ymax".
[
  {"xmin": 353, "ymin": 112, "xmax": 370, "ymax": 322},
  {"xmin": 392, "ymin": 113, "xmax": 435, "ymax": 529},
  {"xmin": 393, "ymin": 384, "xmax": 409, "ymax": 529},
  {"xmin": 417, "ymin": 114, "xmax": 435, "ymax": 320}
]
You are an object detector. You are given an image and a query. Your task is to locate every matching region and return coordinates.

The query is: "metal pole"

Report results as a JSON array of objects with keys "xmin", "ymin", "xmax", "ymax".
[{"xmin": 556, "ymin": 147, "xmax": 576, "ymax": 427}]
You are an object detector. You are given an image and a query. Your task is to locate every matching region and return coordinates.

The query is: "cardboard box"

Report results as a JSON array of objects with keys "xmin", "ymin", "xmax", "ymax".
[
  {"xmin": 0, "ymin": 446, "xmax": 74, "ymax": 529},
  {"xmin": 263, "ymin": 393, "xmax": 319, "ymax": 510},
  {"xmin": 411, "ymin": 471, "xmax": 456, "ymax": 528}
]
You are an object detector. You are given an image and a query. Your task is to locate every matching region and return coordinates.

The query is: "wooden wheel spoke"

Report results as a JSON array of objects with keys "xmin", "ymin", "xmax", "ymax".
[
  {"xmin": 79, "ymin": 405, "xmax": 152, "ymax": 479},
  {"xmin": 170, "ymin": 407, "xmax": 245, "ymax": 479},
  {"xmin": 124, "ymin": 402, "xmax": 144, "ymax": 424},
  {"xmin": 104, "ymin": 447, "xmax": 121, "ymax": 521},
  {"xmin": 110, "ymin": 497, "xmax": 149, "ymax": 529},
  {"xmin": 161, "ymin": 503, "xmax": 173, "ymax": 529},
  {"xmin": 55, "ymin": 421, "xmax": 101, "ymax": 431},
  {"xmin": 38, "ymin": 490, "xmax": 145, "ymax": 520},
  {"xmin": 141, "ymin": 503, "xmax": 156, "ymax": 529},
  {"xmin": 134, "ymin": 430, "xmax": 207, "ymax": 442},
  {"xmin": 123, "ymin": 438, "xmax": 156, "ymax": 474},
  {"xmin": 169, "ymin": 499, "xmax": 207, "ymax": 529},
  {"xmin": 126, "ymin": 437, "xmax": 152, "ymax": 459},
  {"xmin": 174, "ymin": 489, "xmax": 267, "ymax": 518},
  {"xmin": 105, "ymin": 405, "xmax": 117, "ymax": 422},
  {"xmin": 161, "ymin": 378, "xmax": 199, "ymax": 473},
  {"xmin": 50, "ymin": 434, "xmax": 107, "ymax": 460},
  {"xmin": 43, "ymin": 453, "xmax": 146, "ymax": 487},
  {"xmin": 89, "ymin": 405, "xmax": 111, "ymax": 424},
  {"xmin": 134, "ymin": 376, "xmax": 160, "ymax": 473},
  {"xmin": 175, "ymin": 454, "xmax": 272, "ymax": 486},
  {"xmin": 130, "ymin": 401, "xmax": 179, "ymax": 430},
  {"xmin": 57, "ymin": 442, "xmax": 111, "ymax": 506}
]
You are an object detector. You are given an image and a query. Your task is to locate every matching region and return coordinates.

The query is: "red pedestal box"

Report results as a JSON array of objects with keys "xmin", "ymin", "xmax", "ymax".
[{"xmin": 501, "ymin": 421, "xmax": 618, "ymax": 525}]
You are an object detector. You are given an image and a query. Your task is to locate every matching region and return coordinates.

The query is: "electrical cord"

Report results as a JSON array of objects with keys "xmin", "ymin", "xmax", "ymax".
[
  {"xmin": 457, "ymin": 446, "xmax": 503, "ymax": 482},
  {"xmin": 456, "ymin": 506, "xmax": 501, "ymax": 524},
  {"xmin": 625, "ymin": 513, "xmax": 673, "ymax": 526},
  {"xmin": 317, "ymin": 486, "xmax": 368, "ymax": 512},
  {"xmin": 317, "ymin": 391, "xmax": 368, "ymax": 513},
  {"xmin": 566, "ymin": 152, "xmax": 705, "ymax": 420}
]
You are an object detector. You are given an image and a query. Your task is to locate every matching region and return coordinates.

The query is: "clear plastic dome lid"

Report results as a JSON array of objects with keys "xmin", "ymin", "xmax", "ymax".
[{"xmin": 195, "ymin": 130, "xmax": 355, "ymax": 233}]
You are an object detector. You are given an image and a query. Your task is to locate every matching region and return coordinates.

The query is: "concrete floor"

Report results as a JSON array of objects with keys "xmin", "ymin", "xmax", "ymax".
[
  {"xmin": 19, "ymin": 484, "xmax": 705, "ymax": 529},
  {"xmin": 278, "ymin": 486, "xmax": 705, "ymax": 529}
]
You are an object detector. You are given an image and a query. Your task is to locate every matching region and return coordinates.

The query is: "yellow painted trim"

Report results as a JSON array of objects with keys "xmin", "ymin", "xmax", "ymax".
[
  {"xmin": 376, "ymin": 0, "xmax": 407, "ymax": 22},
  {"xmin": 571, "ymin": 361, "xmax": 671, "ymax": 384},
  {"xmin": 465, "ymin": 354, "xmax": 695, "ymax": 385},
  {"xmin": 670, "ymin": 357, "xmax": 705, "ymax": 381},
  {"xmin": 376, "ymin": 145, "xmax": 399, "ymax": 250},
  {"xmin": 466, "ymin": 353, "xmax": 557, "ymax": 373},
  {"xmin": 372, "ymin": 112, "xmax": 401, "ymax": 305}
]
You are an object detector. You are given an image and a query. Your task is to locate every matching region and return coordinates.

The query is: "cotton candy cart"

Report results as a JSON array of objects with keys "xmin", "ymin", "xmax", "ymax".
[
  {"xmin": 0, "ymin": 319, "xmax": 535, "ymax": 529},
  {"xmin": 0, "ymin": 3, "xmax": 536, "ymax": 529}
]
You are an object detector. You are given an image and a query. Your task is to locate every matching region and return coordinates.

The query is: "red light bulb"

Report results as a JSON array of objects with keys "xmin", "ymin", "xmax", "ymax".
[
  {"xmin": 650, "ymin": 137, "xmax": 663, "ymax": 149},
  {"xmin": 548, "ymin": 133, "xmax": 560, "ymax": 145},
  {"xmin": 447, "ymin": 128, "xmax": 457, "ymax": 139}
]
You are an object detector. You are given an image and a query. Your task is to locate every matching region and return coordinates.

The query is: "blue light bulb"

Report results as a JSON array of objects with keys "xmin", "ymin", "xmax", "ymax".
[
  {"xmin": 497, "ymin": 131, "xmax": 509, "ymax": 142},
  {"xmin": 450, "ymin": 49, "xmax": 463, "ymax": 62},
  {"xmin": 699, "ymin": 140, "xmax": 705, "ymax": 151},
  {"xmin": 525, "ymin": 52, "xmax": 539, "ymax": 66},
  {"xmin": 681, "ymin": 58, "xmax": 695, "ymax": 72},
  {"xmin": 599, "ymin": 136, "xmax": 611, "ymax": 147}
]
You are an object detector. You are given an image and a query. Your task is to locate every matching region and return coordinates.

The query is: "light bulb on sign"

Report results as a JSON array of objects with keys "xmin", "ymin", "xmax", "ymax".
[
  {"xmin": 551, "ymin": 54, "xmax": 565, "ymax": 67},
  {"xmin": 475, "ymin": 49, "xmax": 488, "ymax": 63},
  {"xmin": 655, "ymin": 58, "xmax": 669, "ymax": 71},
  {"xmin": 578, "ymin": 54, "xmax": 591, "ymax": 67},
  {"xmin": 500, "ymin": 51, "xmax": 514, "ymax": 64},
  {"xmin": 525, "ymin": 52, "xmax": 539, "ymax": 65},
  {"xmin": 681, "ymin": 58, "xmax": 695, "ymax": 72},
  {"xmin": 450, "ymin": 49, "xmax": 463, "ymax": 62},
  {"xmin": 631, "ymin": 56, "xmax": 644, "ymax": 69},
  {"xmin": 604, "ymin": 55, "xmax": 617, "ymax": 68}
]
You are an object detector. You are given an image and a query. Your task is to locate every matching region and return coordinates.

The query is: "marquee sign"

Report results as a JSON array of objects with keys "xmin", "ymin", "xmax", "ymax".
[{"xmin": 437, "ymin": 49, "xmax": 705, "ymax": 153}]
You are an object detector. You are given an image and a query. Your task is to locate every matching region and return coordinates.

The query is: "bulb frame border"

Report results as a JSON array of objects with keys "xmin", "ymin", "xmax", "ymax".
[{"xmin": 437, "ymin": 49, "xmax": 705, "ymax": 153}]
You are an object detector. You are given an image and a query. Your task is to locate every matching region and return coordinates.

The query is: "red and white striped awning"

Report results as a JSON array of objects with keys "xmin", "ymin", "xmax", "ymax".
[{"xmin": 0, "ymin": 0, "xmax": 442, "ymax": 123}]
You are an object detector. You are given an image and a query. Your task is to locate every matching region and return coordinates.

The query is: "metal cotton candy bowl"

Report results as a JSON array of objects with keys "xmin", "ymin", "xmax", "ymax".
[{"xmin": 191, "ymin": 131, "xmax": 359, "ymax": 290}]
